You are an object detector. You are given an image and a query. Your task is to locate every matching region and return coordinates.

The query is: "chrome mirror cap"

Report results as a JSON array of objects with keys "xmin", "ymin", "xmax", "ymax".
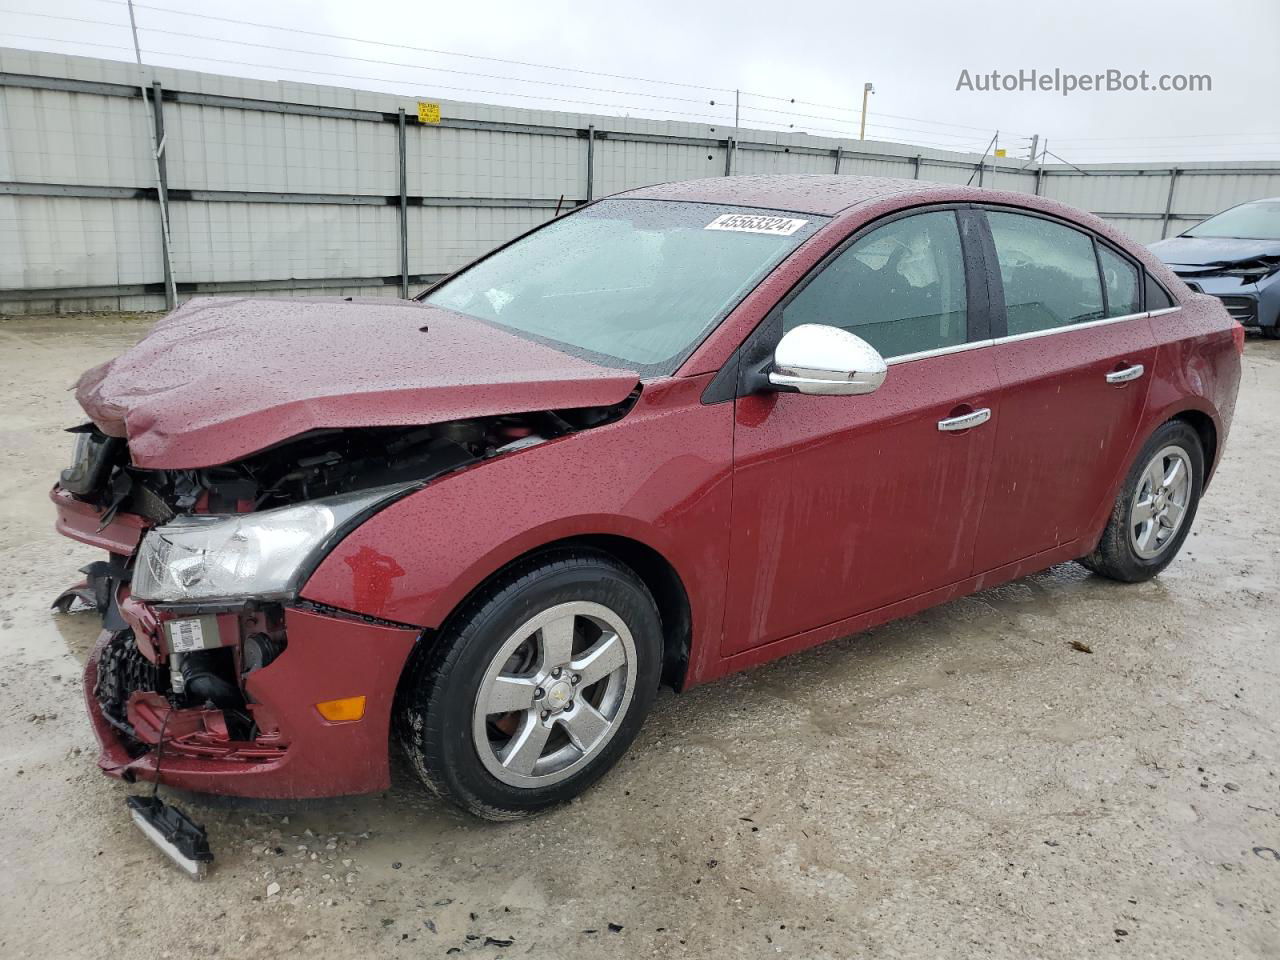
[{"xmin": 768, "ymin": 324, "xmax": 888, "ymax": 396}]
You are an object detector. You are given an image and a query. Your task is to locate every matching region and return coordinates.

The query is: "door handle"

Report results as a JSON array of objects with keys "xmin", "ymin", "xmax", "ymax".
[
  {"xmin": 1105, "ymin": 363, "xmax": 1145, "ymax": 384},
  {"xmin": 937, "ymin": 408, "xmax": 992, "ymax": 432}
]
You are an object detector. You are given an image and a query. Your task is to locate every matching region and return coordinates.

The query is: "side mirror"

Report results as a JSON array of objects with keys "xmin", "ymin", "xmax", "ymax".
[{"xmin": 768, "ymin": 324, "xmax": 887, "ymax": 396}]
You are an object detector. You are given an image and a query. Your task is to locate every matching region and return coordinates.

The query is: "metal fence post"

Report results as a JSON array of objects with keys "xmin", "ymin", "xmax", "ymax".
[
  {"xmin": 150, "ymin": 80, "xmax": 175, "ymax": 310},
  {"xmin": 397, "ymin": 108, "xmax": 408, "ymax": 298},
  {"xmin": 15, "ymin": 61, "xmax": 1280, "ymax": 312},
  {"xmin": 1160, "ymin": 168, "xmax": 1180, "ymax": 239}
]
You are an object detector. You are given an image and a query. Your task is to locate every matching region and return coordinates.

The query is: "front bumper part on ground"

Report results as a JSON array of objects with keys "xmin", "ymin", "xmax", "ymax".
[
  {"xmin": 126, "ymin": 794, "xmax": 214, "ymax": 879},
  {"xmin": 85, "ymin": 605, "xmax": 420, "ymax": 799}
]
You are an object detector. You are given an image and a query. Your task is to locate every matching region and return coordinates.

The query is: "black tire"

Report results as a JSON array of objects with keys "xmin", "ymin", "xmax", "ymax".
[
  {"xmin": 1260, "ymin": 325, "xmax": 1280, "ymax": 340},
  {"xmin": 398, "ymin": 548, "xmax": 662, "ymax": 820},
  {"xmin": 1079, "ymin": 420, "xmax": 1204, "ymax": 583}
]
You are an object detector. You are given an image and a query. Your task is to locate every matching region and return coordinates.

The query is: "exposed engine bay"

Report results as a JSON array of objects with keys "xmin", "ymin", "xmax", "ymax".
[
  {"xmin": 57, "ymin": 395, "xmax": 638, "ymax": 756},
  {"xmin": 61, "ymin": 400, "xmax": 636, "ymax": 523},
  {"xmin": 93, "ymin": 610, "xmax": 286, "ymax": 753}
]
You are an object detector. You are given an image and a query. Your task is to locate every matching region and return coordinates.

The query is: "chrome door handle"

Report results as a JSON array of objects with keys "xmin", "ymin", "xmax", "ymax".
[
  {"xmin": 1105, "ymin": 364, "xmax": 1145, "ymax": 384},
  {"xmin": 937, "ymin": 408, "xmax": 991, "ymax": 432}
]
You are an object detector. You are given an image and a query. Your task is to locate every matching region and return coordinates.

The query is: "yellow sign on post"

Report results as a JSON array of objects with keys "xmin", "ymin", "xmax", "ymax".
[
  {"xmin": 417, "ymin": 101, "xmax": 441, "ymax": 125},
  {"xmin": 994, "ymin": 148, "xmax": 1007, "ymax": 158}
]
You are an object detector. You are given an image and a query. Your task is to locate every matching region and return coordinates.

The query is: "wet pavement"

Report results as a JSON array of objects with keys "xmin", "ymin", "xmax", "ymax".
[{"xmin": 1, "ymin": 313, "xmax": 1277, "ymax": 959}]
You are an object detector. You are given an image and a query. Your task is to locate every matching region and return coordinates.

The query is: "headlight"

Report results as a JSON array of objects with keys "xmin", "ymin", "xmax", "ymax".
[{"xmin": 132, "ymin": 484, "xmax": 412, "ymax": 603}]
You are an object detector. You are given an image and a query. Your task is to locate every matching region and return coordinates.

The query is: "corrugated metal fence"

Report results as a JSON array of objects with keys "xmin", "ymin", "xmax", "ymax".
[{"xmin": 4, "ymin": 47, "xmax": 1280, "ymax": 315}]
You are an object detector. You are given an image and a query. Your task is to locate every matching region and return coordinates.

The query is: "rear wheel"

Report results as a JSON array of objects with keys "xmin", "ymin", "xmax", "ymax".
[
  {"xmin": 398, "ymin": 549, "xmax": 662, "ymax": 820},
  {"xmin": 1079, "ymin": 420, "xmax": 1204, "ymax": 582}
]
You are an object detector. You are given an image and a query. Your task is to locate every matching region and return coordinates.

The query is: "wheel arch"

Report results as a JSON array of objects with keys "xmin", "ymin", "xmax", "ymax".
[
  {"xmin": 1082, "ymin": 406, "xmax": 1219, "ymax": 558},
  {"xmin": 399, "ymin": 533, "xmax": 694, "ymax": 696},
  {"xmin": 569, "ymin": 534, "xmax": 693, "ymax": 691},
  {"xmin": 1169, "ymin": 408, "xmax": 1219, "ymax": 483}
]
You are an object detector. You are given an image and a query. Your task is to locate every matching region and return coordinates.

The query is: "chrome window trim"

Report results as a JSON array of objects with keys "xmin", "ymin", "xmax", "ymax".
[
  {"xmin": 886, "ymin": 338, "xmax": 993, "ymax": 366},
  {"xmin": 993, "ymin": 309, "xmax": 1149, "ymax": 345},
  {"xmin": 885, "ymin": 306, "xmax": 1182, "ymax": 367}
]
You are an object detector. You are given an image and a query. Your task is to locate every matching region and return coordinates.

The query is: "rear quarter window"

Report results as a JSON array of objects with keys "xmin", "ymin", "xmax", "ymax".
[
  {"xmin": 1145, "ymin": 273, "xmax": 1176, "ymax": 310},
  {"xmin": 1098, "ymin": 246, "xmax": 1141, "ymax": 317}
]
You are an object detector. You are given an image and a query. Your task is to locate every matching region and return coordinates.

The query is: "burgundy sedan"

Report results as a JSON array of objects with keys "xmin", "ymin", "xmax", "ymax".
[{"xmin": 55, "ymin": 175, "xmax": 1241, "ymax": 824}]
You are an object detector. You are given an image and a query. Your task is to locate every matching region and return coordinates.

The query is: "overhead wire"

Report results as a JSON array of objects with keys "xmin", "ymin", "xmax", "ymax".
[
  {"xmin": 92, "ymin": 0, "xmax": 738, "ymax": 93},
  {"xmin": 0, "ymin": 20, "xmax": 737, "ymax": 122},
  {"xmin": 42, "ymin": 0, "xmax": 1028, "ymax": 140},
  {"xmin": 2, "ymin": 8, "xmax": 730, "ymax": 107},
  {"xmin": 5, "ymin": 7, "xmax": 1011, "ymax": 149},
  {"xmin": 7, "ymin": 2, "xmax": 1273, "ymax": 161}
]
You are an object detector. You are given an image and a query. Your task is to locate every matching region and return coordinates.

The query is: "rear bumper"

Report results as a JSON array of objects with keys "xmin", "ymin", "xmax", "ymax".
[{"xmin": 86, "ymin": 605, "xmax": 420, "ymax": 799}]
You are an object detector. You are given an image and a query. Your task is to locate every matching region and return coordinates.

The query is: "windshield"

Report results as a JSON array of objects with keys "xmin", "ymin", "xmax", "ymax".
[
  {"xmin": 1183, "ymin": 200, "xmax": 1280, "ymax": 241},
  {"xmin": 424, "ymin": 198, "xmax": 827, "ymax": 375}
]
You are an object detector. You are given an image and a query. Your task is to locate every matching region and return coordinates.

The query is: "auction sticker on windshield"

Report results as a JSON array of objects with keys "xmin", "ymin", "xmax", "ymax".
[{"xmin": 704, "ymin": 213, "xmax": 809, "ymax": 236}]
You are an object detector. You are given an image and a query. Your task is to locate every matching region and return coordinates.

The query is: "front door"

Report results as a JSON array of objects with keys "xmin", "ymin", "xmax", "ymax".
[
  {"xmin": 971, "ymin": 210, "xmax": 1157, "ymax": 571},
  {"xmin": 722, "ymin": 209, "xmax": 999, "ymax": 656}
]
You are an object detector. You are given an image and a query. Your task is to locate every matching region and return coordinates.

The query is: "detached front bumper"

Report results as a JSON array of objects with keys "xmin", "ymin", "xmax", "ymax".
[
  {"xmin": 51, "ymin": 484, "xmax": 146, "ymax": 554},
  {"xmin": 85, "ymin": 605, "xmax": 420, "ymax": 799}
]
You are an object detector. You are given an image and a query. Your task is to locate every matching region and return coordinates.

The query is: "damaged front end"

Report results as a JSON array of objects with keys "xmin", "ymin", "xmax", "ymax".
[
  {"xmin": 54, "ymin": 396, "xmax": 637, "ymax": 799},
  {"xmin": 1168, "ymin": 256, "xmax": 1280, "ymax": 329}
]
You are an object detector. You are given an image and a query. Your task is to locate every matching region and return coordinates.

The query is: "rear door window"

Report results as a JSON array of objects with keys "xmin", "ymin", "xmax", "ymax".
[
  {"xmin": 987, "ymin": 212, "xmax": 1104, "ymax": 335},
  {"xmin": 781, "ymin": 210, "xmax": 968, "ymax": 358}
]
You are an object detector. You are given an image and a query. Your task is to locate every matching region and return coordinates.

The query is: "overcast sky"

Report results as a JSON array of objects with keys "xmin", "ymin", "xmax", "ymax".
[{"xmin": 6, "ymin": 0, "xmax": 1279, "ymax": 163}]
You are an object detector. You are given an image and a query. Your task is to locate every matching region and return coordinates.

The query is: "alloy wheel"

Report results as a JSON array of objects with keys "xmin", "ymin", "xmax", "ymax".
[
  {"xmin": 471, "ymin": 601, "xmax": 637, "ymax": 788},
  {"xmin": 1130, "ymin": 444, "xmax": 1193, "ymax": 559}
]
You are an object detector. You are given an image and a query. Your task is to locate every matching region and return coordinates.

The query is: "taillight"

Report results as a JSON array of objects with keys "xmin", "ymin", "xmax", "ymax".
[{"xmin": 1232, "ymin": 322, "xmax": 1246, "ymax": 356}]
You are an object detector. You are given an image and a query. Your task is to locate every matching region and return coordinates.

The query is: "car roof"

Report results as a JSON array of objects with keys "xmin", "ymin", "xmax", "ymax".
[
  {"xmin": 610, "ymin": 174, "xmax": 1177, "ymax": 288},
  {"xmin": 616, "ymin": 175, "xmax": 958, "ymax": 217}
]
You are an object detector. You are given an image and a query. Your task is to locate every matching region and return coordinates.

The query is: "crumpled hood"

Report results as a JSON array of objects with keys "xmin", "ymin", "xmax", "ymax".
[
  {"xmin": 1148, "ymin": 235, "xmax": 1280, "ymax": 268},
  {"xmin": 76, "ymin": 297, "xmax": 640, "ymax": 469}
]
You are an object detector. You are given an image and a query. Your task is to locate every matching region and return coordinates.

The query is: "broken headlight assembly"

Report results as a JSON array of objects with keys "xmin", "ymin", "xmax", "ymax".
[{"xmin": 132, "ymin": 483, "xmax": 413, "ymax": 603}]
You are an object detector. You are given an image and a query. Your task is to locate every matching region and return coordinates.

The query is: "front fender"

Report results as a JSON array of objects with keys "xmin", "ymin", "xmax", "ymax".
[{"xmin": 300, "ymin": 376, "xmax": 734, "ymax": 656}]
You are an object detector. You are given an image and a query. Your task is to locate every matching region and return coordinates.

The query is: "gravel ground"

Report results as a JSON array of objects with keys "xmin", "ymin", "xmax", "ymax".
[{"xmin": 0, "ymin": 313, "xmax": 1277, "ymax": 960}]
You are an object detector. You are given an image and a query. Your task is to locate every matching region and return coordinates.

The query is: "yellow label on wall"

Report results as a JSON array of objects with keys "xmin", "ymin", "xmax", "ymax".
[{"xmin": 417, "ymin": 101, "xmax": 441, "ymax": 125}]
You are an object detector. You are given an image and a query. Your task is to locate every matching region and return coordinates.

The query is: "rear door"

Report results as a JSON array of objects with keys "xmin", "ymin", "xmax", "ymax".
[
  {"xmin": 971, "ymin": 209, "xmax": 1157, "ymax": 572},
  {"xmin": 722, "ymin": 207, "xmax": 1000, "ymax": 655}
]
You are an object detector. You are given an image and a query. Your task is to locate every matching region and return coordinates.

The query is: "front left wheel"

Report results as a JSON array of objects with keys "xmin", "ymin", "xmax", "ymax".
[{"xmin": 398, "ymin": 549, "xmax": 662, "ymax": 820}]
